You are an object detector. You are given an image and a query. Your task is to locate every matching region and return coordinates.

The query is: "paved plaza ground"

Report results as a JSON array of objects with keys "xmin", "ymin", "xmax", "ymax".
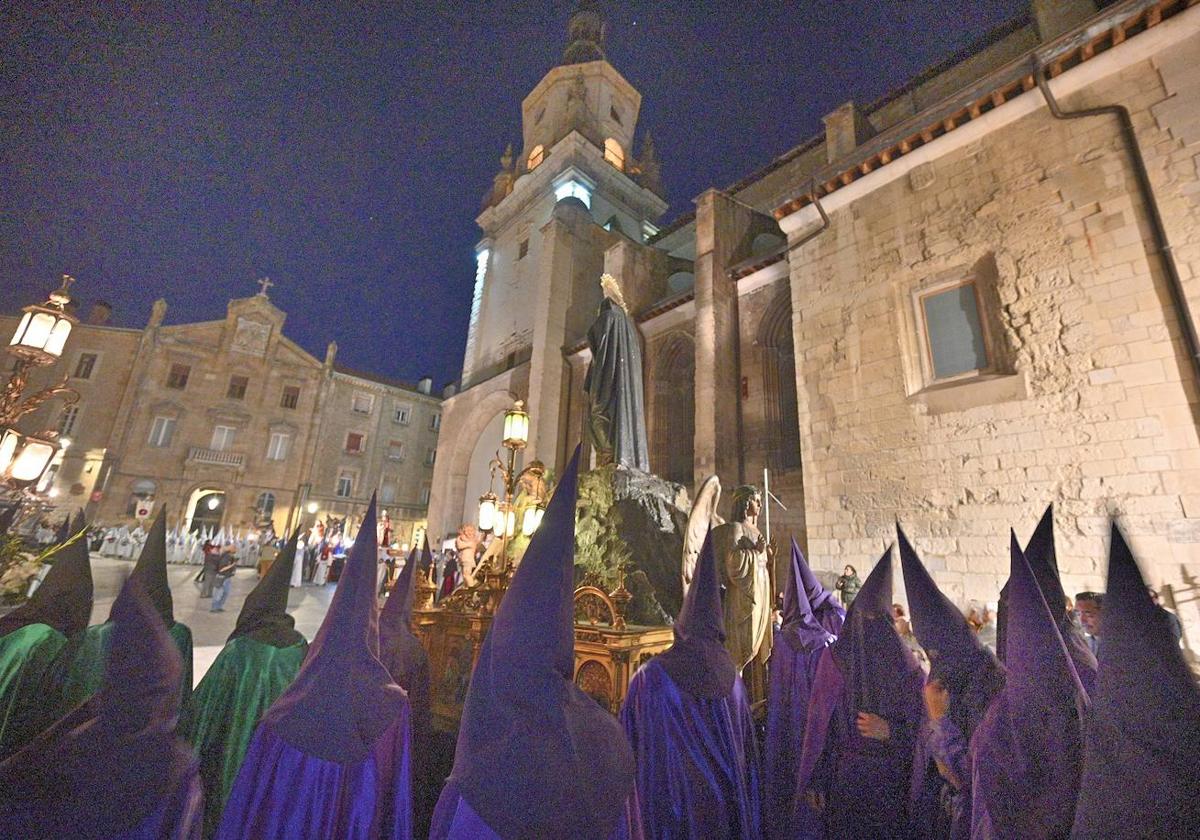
[{"xmin": 87, "ymin": 552, "xmax": 336, "ymax": 687}]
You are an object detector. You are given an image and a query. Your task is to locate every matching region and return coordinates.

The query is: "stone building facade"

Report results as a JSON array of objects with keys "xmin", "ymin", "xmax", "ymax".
[
  {"xmin": 430, "ymin": 0, "xmax": 1200, "ymax": 648},
  {"xmin": 3, "ymin": 290, "xmax": 441, "ymax": 545}
]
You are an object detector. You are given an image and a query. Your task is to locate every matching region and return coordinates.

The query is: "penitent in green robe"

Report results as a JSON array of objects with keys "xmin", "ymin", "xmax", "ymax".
[
  {"xmin": 183, "ymin": 635, "xmax": 307, "ymax": 836},
  {"xmin": 0, "ymin": 623, "xmax": 70, "ymax": 759},
  {"xmin": 53, "ymin": 620, "xmax": 193, "ymax": 715}
]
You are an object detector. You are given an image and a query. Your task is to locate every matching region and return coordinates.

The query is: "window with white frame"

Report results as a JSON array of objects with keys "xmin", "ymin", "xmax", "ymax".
[
  {"xmin": 424, "ymin": 447, "xmax": 436, "ymax": 466},
  {"xmin": 351, "ymin": 392, "xmax": 374, "ymax": 415},
  {"xmin": 335, "ymin": 472, "xmax": 354, "ymax": 498},
  {"xmin": 387, "ymin": 440, "xmax": 406, "ymax": 461},
  {"xmin": 916, "ymin": 279, "xmax": 993, "ymax": 383},
  {"xmin": 73, "ymin": 353, "xmax": 98, "ymax": 380},
  {"xmin": 393, "ymin": 405, "xmax": 411, "ymax": 425},
  {"xmin": 429, "ymin": 413, "xmax": 441, "ymax": 431},
  {"xmin": 266, "ymin": 431, "xmax": 290, "ymax": 461},
  {"xmin": 211, "ymin": 425, "xmax": 236, "ymax": 451},
  {"xmin": 58, "ymin": 405, "xmax": 81, "ymax": 436},
  {"xmin": 255, "ymin": 492, "xmax": 276, "ymax": 521},
  {"xmin": 148, "ymin": 416, "xmax": 176, "ymax": 447},
  {"xmin": 419, "ymin": 486, "xmax": 430, "ymax": 505}
]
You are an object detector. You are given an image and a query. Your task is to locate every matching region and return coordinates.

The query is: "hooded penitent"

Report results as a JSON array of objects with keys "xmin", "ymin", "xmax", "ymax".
[
  {"xmin": 216, "ymin": 498, "xmax": 410, "ymax": 840},
  {"xmin": 0, "ymin": 578, "xmax": 203, "ymax": 839},
  {"xmin": 1070, "ymin": 525, "xmax": 1200, "ymax": 838},
  {"xmin": 54, "ymin": 508, "xmax": 193, "ymax": 713},
  {"xmin": 0, "ymin": 512, "xmax": 94, "ymax": 760},
  {"xmin": 794, "ymin": 544, "xmax": 926, "ymax": 839},
  {"xmin": 619, "ymin": 529, "xmax": 762, "ymax": 840},
  {"xmin": 379, "ymin": 537, "xmax": 433, "ymax": 838},
  {"xmin": 764, "ymin": 539, "xmax": 843, "ymax": 840},
  {"xmin": 898, "ymin": 524, "xmax": 1005, "ymax": 840},
  {"xmin": 185, "ymin": 528, "xmax": 308, "ymax": 837},
  {"xmin": 970, "ymin": 533, "xmax": 1088, "ymax": 840},
  {"xmin": 996, "ymin": 505, "xmax": 1097, "ymax": 693},
  {"xmin": 431, "ymin": 447, "xmax": 637, "ymax": 840}
]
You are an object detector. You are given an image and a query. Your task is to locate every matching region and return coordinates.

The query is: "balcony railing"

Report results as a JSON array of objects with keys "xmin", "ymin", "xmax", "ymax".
[{"xmin": 187, "ymin": 447, "xmax": 245, "ymax": 469}]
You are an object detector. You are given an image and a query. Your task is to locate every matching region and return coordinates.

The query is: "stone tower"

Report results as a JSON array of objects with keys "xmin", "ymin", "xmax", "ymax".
[{"xmin": 433, "ymin": 3, "xmax": 668, "ymax": 539}]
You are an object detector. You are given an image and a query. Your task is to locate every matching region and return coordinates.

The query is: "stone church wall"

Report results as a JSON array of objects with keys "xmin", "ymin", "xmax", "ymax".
[{"xmin": 785, "ymin": 38, "xmax": 1200, "ymax": 645}]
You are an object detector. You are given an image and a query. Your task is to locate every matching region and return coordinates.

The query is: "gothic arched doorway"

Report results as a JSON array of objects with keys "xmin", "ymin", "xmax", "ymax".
[{"xmin": 651, "ymin": 333, "xmax": 695, "ymax": 487}]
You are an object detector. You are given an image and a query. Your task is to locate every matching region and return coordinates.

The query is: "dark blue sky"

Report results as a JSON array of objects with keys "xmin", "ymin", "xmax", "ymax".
[{"xmin": 1, "ymin": 1, "xmax": 1027, "ymax": 386}]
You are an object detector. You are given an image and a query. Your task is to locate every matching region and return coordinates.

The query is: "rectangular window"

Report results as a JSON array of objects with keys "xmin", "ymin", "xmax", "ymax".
[
  {"xmin": 387, "ymin": 440, "xmax": 406, "ymax": 461},
  {"xmin": 424, "ymin": 447, "xmax": 436, "ymax": 466},
  {"xmin": 345, "ymin": 432, "xmax": 365, "ymax": 453},
  {"xmin": 266, "ymin": 432, "xmax": 290, "ymax": 461},
  {"xmin": 919, "ymin": 281, "xmax": 991, "ymax": 381},
  {"xmin": 335, "ymin": 473, "xmax": 354, "ymax": 498},
  {"xmin": 380, "ymin": 484, "xmax": 397, "ymax": 504},
  {"xmin": 419, "ymin": 486, "xmax": 431, "ymax": 505},
  {"xmin": 429, "ymin": 413, "xmax": 441, "ymax": 431},
  {"xmin": 73, "ymin": 353, "xmax": 97, "ymax": 380},
  {"xmin": 227, "ymin": 375, "xmax": 248, "ymax": 400},
  {"xmin": 58, "ymin": 405, "xmax": 81, "ymax": 436},
  {"xmin": 148, "ymin": 416, "xmax": 175, "ymax": 447},
  {"xmin": 166, "ymin": 363, "xmax": 190, "ymax": 390},
  {"xmin": 393, "ymin": 405, "xmax": 411, "ymax": 425},
  {"xmin": 211, "ymin": 425, "xmax": 236, "ymax": 451},
  {"xmin": 281, "ymin": 385, "xmax": 300, "ymax": 409},
  {"xmin": 351, "ymin": 392, "xmax": 374, "ymax": 415},
  {"xmin": 517, "ymin": 239, "xmax": 529, "ymax": 260}
]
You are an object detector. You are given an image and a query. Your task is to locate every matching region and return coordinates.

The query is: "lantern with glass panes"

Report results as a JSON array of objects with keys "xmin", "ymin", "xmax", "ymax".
[
  {"xmin": 1, "ymin": 276, "xmax": 81, "ymax": 491},
  {"xmin": 476, "ymin": 400, "xmax": 550, "ymax": 570}
]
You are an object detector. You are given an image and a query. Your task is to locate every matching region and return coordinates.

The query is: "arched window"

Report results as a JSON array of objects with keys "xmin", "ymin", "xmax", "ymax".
[
  {"xmin": 759, "ymin": 292, "xmax": 802, "ymax": 472},
  {"xmin": 255, "ymin": 491, "xmax": 276, "ymax": 522},
  {"xmin": 527, "ymin": 144, "xmax": 544, "ymax": 170},
  {"xmin": 604, "ymin": 138, "xmax": 624, "ymax": 171},
  {"xmin": 651, "ymin": 334, "xmax": 694, "ymax": 486}
]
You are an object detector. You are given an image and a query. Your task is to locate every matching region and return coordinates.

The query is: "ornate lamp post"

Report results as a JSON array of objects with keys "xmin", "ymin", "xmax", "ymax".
[
  {"xmin": 1, "ymin": 276, "xmax": 80, "ymax": 497},
  {"xmin": 476, "ymin": 399, "xmax": 548, "ymax": 572}
]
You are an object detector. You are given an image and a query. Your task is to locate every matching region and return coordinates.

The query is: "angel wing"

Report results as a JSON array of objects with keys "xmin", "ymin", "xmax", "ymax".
[{"xmin": 682, "ymin": 475, "xmax": 723, "ymax": 595}]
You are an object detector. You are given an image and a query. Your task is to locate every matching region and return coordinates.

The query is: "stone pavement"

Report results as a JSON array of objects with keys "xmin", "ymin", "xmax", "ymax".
[{"xmin": 88, "ymin": 552, "xmax": 336, "ymax": 687}]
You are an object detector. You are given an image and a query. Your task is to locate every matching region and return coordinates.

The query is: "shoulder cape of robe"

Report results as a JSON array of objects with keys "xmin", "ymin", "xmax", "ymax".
[
  {"xmin": 0, "ymin": 623, "xmax": 70, "ymax": 760},
  {"xmin": 619, "ymin": 659, "xmax": 762, "ymax": 840},
  {"xmin": 430, "ymin": 780, "xmax": 641, "ymax": 840},
  {"xmin": 53, "ymin": 621, "xmax": 193, "ymax": 715},
  {"xmin": 215, "ymin": 714, "xmax": 410, "ymax": 840},
  {"xmin": 182, "ymin": 636, "xmax": 307, "ymax": 837}
]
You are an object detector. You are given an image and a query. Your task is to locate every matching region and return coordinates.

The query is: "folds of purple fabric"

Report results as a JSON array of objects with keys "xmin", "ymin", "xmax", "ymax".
[
  {"xmin": 1070, "ymin": 524, "xmax": 1200, "ymax": 838},
  {"xmin": 969, "ymin": 533, "xmax": 1088, "ymax": 840}
]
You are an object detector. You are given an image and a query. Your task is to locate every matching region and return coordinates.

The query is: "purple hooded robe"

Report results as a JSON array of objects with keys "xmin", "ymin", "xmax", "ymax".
[
  {"xmin": 970, "ymin": 533, "xmax": 1089, "ymax": 840},
  {"xmin": 765, "ymin": 538, "xmax": 843, "ymax": 839},
  {"xmin": 620, "ymin": 529, "xmax": 762, "ymax": 839},
  {"xmin": 0, "ymin": 577, "xmax": 203, "ymax": 839},
  {"xmin": 216, "ymin": 497, "xmax": 412, "ymax": 840},
  {"xmin": 1070, "ymin": 524, "xmax": 1200, "ymax": 837},
  {"xmin": 793, "ymin": 545, "xmax": 926, "ymax": 839},
  {"xmin": 430, "ymin": 447, "xmax": 640, "ymax": 840},
  {"xmin": 898, "ymin": 525, "xmax": 1005, "ymax": 840}
]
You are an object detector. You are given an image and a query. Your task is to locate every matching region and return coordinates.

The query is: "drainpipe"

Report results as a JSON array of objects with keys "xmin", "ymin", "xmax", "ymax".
[
  {"xmin": 785, "ymin": 182, "xmax": 832, "ymax": 257},
  {"xmin": 1035, "ymin": 63, "xmax": 1200, "ymax": 399}
]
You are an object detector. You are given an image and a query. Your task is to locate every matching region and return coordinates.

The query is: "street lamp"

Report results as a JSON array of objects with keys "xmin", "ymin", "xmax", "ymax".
[
  {"xmin": 1, "ymin": 276, "xmax": 80, "ymax": 491},
  {"xmin": 476, "ymin": 399, "xmax": 549, "ymax": 569}
]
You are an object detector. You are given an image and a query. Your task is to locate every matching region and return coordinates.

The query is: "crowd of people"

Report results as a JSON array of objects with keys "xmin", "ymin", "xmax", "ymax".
[{"xmin": 0, "ymin": 458, "xmax": 1196, "ymax": 838}]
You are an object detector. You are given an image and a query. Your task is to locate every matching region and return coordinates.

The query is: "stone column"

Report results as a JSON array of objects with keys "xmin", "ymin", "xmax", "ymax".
[{"xmin": 693, "ymin": 189, "xmax": 754, "ymax": 490}]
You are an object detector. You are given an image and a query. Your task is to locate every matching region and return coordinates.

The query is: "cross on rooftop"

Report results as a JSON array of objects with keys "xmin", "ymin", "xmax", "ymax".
[{"xmin": 256, "ymin": 277, "xmax": 274, "ymax": 297}]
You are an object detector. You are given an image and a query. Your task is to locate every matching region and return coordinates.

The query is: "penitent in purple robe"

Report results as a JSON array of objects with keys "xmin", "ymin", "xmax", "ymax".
[
  {"xmin": 1070, "ymin": 525, "xmax": 1200, "ymax": 838},
  {"xmin": 794, "ymin": 544, "xmax": 925, "ymax": 839},
  {"xmin": 0, "ymin": 577, "xmax": 202, "ymax": 840},
  {"xmin": 765, "ymin": 538, "xmax": 843, "ymax": 839},
  {"xmin": 621, "ymin": 529, "xmax": 762, "ymax": 840},
  {"xmin": 431, "ymin": 447, "xmax": 639, "ymax": 840},
  {"xmin": 898, "ymin": 525, "xmax": 1005, "ymax": 840},
  {"xmin": 217, "ymin": 497, "xmax": 411, "ymax": 840},
  {"xmin": 970, "ymin": 533, "xmax": 1088, "ymax": 840}
]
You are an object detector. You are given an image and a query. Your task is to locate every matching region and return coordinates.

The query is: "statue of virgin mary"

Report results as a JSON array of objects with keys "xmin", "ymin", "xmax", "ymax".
[{"xmin": 583, "ymin": 274, "xmax": 650, "ymax": 471}]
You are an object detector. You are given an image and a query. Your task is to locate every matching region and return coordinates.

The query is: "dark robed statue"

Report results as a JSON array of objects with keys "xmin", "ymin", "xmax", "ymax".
[{"xmin": 584, "ymin": 273, "xmax": 650, "ymax": 471}]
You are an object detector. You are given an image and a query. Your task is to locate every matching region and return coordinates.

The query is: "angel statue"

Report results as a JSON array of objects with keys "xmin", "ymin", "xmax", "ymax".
[{"xmin": 583, "ymin": 273, "xmax": 649, "ymax": 471}]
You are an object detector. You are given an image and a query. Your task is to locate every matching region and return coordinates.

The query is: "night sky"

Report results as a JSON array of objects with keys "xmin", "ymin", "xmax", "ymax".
[{"xmin": 1, "ymin": 1, "xmax": 1028, "ymax": 387}]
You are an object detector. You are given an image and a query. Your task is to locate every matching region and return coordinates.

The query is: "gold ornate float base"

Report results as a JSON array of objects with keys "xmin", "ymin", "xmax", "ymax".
[{"xmin": 413, "ymin": 571, "xmax": 674, "ymax": 731}]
